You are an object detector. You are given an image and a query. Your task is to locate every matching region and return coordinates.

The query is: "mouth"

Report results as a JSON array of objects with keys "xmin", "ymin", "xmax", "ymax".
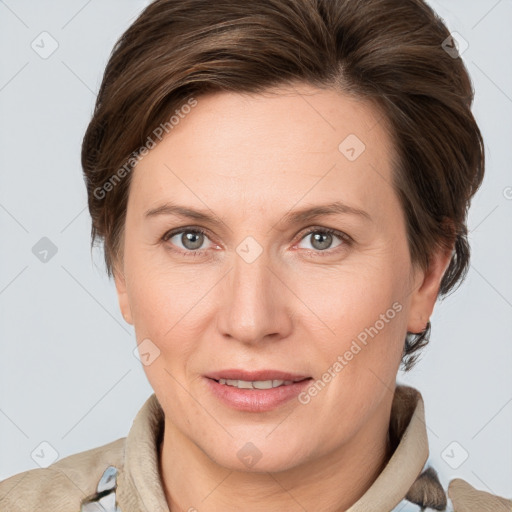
[
  {"xmin": 203, "ymin": 370, "xmax": 314, "ymax": 412},
  {"xmin": 210, "ymin": 377, "xmax": 311, "ymax": 389},
  {"xmin": 204, "ymin": 369, "xmax": 313, "ymax": 390}
]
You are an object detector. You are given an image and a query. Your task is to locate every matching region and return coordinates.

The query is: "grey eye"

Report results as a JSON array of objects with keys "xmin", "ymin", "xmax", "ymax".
[
  {"xmin": 311, "ymin": 232, "xmax": 333, "ymax": 250},
  {"xmin": 298, "ymin": 230, "xmax": 344, "ymax": 252},
  {"xmin": 168, "ymin": 230, "xmax": 211, "ymax": 251}
]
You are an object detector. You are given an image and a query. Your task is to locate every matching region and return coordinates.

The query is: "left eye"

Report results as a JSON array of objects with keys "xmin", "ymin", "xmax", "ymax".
[{"xmin": 296, "ymin": 228, "xmax": 348, "ymax": 252}]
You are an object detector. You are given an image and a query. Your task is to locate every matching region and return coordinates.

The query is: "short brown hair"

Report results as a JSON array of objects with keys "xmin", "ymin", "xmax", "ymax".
[{"xmin": 82, "ymin": 0, "xmax": 484, "ymax": 370}]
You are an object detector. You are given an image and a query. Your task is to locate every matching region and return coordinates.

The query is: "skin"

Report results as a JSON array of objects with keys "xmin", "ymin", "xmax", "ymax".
[{"xmin": 114, "ymin": 83, "xmax": 452, "ymax": 512}]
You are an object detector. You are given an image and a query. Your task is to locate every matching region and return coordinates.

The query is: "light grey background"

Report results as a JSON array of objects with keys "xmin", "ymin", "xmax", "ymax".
[{"xmin": 1, "ymin": 0, "xmax": 511, "ymax": 501}]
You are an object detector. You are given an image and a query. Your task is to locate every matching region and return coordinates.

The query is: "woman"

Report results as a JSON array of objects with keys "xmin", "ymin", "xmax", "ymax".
[{"xmin": 0, "ymin": 0, "xmax": 510, "ymax": 510}]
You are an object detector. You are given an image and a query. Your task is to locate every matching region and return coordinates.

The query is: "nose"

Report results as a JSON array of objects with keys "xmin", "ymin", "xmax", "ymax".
[{"xmin": 216, "ymin": 246, "xmax": 293, "ymax": 346}]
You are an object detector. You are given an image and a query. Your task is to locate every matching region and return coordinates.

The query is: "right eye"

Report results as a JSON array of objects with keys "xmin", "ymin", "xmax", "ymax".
[{"xmin": 162, "ymin": 227, "xmax": 215, "ymax": 257}]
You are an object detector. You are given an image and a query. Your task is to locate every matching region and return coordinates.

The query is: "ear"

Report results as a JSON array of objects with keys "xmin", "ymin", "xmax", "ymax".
[
  {"xmin": 113, "ymin": 265, "xmax": 133, "ymax": 325},
  {"xmin": 407, "ymin": 243, "xmax": 454, "ymax": 334}
]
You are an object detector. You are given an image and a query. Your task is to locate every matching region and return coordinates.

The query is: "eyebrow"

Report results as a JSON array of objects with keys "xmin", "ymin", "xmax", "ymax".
[{"xmin": 144, "ymin": 200, "xmax": 372, "ymax": 227}]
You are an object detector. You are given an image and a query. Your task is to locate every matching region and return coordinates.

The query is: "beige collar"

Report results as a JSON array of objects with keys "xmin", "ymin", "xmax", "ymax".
[
  {"xmin": 116, "ymin": 392, "xmax": 168, "ymax": 511},
  {"xmin": 347, "ymin": 385, "xmax": 429, "ymax": 511},
  {"xmin": 116, "ymin": 384, "xmax": 429, "ymax": 512}
]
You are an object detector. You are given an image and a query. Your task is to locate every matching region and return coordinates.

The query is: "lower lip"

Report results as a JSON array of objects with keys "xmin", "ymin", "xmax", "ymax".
[{"xmin": 203, "ymin": 377, "xmax": 312, "ymax": 412}]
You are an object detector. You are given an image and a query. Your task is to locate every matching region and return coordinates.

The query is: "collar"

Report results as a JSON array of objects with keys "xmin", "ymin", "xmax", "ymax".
[
  {"xmin": 116, "ymin": 393, "xmax": 168, "ymax": 511},
  {"xmin": 115, "ymin": 384, "xmax": 431, "ymax": 511},
  {"xmin": 347, "ymin": 385, "xmax": 429, "ymax": 511}
]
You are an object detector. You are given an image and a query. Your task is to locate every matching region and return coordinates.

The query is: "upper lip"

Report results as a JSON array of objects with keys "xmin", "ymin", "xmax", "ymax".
[{"xmin": 205, "ymin": 369, "xmax": 312, "ymax": 382}]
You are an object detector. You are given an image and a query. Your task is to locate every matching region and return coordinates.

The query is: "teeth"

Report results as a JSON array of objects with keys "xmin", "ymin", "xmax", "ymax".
[{"xmin": 217, "ymin": 379, "xmax": 294, "ymax": 389}]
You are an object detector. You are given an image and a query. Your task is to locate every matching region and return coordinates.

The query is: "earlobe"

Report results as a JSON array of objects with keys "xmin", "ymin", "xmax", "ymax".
[
  {"xmin": 406, "ymin": 245, "xmax": 453, "ymax": 334},
  {"xmin": 114, "ymin": 267, "xmax": 134, "ymax": 325}
]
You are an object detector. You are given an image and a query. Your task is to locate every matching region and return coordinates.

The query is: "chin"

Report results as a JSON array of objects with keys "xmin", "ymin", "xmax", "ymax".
[{"xmin": 202, "ymin": 436, "xmax": 313, "ymax": 474}]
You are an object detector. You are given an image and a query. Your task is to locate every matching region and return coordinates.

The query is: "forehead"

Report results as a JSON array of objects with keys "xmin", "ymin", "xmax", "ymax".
[{"xmin": 130, "ymin": 84, "xmax": 399, "ymax": 223}]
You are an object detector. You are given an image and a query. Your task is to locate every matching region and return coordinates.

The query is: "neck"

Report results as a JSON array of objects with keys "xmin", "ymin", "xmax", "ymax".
[{"xmin": 159, "ymin": 397, "xmax": 394, "ymax": 512}]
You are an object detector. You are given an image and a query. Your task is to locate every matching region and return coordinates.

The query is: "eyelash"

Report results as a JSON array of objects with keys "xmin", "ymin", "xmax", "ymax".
[{"xmin": 161, "ymin": 226, "xmax": 353, "ymax": 258}]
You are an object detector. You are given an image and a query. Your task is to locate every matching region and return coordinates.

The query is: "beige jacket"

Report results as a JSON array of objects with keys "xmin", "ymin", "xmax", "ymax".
[{"xmin": 0, "ymin": 385, "xmax": 510, "ymax": 512}]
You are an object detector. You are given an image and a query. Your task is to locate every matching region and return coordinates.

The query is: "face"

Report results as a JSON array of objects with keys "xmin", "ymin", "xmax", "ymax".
[{"xmin": 115, "ymin": 83, "xmax": 449, "ymax": 473}]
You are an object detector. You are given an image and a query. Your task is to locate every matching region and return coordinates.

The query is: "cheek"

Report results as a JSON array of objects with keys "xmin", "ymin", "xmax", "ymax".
[
  {"xmin": 124, "ymin": 258, "xmax": 220, "ymax": 381},
  {"xmin": 122, "ymin": 231, "xmax": 199, "ymax": 334},
  {"xmin": 126, "ymin": 272, "xmax": 168, "ymax": 336},
  {"xmin": 296, "ymin": 259, "xmax": 407, "ymax": 338}
]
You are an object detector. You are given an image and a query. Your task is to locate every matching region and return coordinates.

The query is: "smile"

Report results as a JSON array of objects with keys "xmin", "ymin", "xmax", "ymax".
[{"xmin": 215, "ymin": 378, "xmax": 297, "ymax": 389}]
